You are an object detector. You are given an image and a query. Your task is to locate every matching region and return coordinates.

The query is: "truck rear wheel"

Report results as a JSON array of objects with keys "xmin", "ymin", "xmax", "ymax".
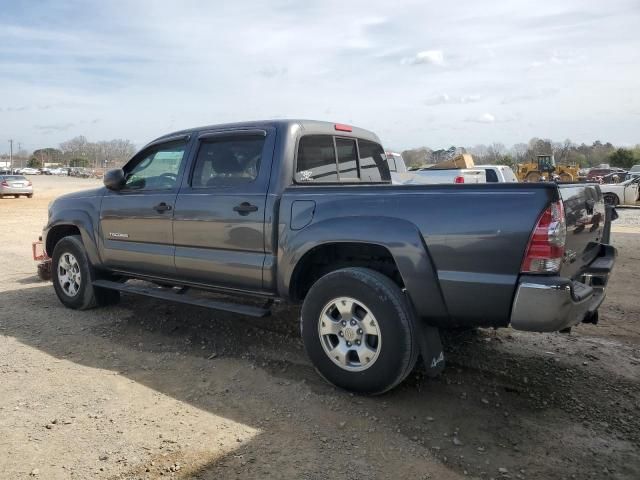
[
  {"xmin": 300, "ymin": 267, "xmax": 418, "ymax": 395},
  {"xmin": 52, "ymin": 235, "xmax": 120, "ymax": 310}
]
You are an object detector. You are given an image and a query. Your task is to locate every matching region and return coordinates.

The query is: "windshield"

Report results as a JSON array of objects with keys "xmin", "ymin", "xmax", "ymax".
[
  {"xmin": 630, "ymin": 165, "xmax": 640, "ymax": 173},
  {"xmin": 3, "ymin": 175, "xmax": 27, "ymax": 181}
]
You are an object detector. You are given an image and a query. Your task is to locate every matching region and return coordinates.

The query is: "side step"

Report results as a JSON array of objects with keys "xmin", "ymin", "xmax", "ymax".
[{"xmin": 93, "ymin": 280, "xmax": 271, "ymax": 318}]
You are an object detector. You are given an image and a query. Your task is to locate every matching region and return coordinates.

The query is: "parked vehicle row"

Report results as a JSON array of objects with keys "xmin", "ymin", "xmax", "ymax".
[{"xmin": 42, "ymin": 119, "xmax": 617, "ymax": 394}]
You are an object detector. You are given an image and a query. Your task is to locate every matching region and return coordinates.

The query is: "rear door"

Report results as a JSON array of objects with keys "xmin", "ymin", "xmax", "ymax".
[
  {"xmin": 100, "ymin": 136, "xmax": 191, "ymax": 277},
  {"xmin": 172, "ymin": 128, "xmax": 276, "ymax": 291}
]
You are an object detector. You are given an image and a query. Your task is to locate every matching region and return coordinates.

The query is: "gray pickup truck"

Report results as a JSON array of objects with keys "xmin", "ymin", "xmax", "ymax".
[{"xmin": 44, "ymin": 120, "xmax": 616, "ymax": 394}]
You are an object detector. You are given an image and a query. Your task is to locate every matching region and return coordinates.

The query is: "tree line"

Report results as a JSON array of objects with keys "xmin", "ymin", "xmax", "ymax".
[
  {"xmin": 26, "ymin": 136, "xmax": 137, "ymax": 170},
  {"xmin": 401, "ymin": 138, "xmax": 640, "ymax": 170}
]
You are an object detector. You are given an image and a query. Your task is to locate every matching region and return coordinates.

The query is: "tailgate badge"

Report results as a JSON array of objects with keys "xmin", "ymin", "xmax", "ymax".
[{"xmin": 109, "ymin": 232, "xmax": 129, "ymax": 239}]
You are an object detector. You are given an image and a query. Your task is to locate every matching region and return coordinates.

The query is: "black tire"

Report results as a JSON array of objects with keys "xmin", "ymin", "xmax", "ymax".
[
  {"xmin": 301, "ymin": 267, "xmax": 418, "ymax": 395},
  {"xmin": 14, "ymin": 195, "xmax": 19, "ymax": 198},
  {"xmin": 603, "ymin": 193, "xmax": 619, "ymax": 206},
  {"xmin": 27, "ymin": 194, "xmax": 33, "ymax": 198},
  {"xmin": 52, "ymin": 235, "xmax": 120, "ymax": 309}
]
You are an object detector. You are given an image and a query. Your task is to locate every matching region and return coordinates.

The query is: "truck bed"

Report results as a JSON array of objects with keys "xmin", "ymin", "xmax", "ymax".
[{"xmin": 278, "ymin": 182, "xmax": 606, "ymax": 328}]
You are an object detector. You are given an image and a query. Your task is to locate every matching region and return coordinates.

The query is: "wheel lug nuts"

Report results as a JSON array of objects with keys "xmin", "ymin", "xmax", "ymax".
[
  {"xmin": 341, "ymin": 321, "xmax": 347, "ymax": 326},
  {"xmin": 356, "ymin": 340, "xmax": 361, "ymax": 345},
  {"xmin": 339, "ymin": 331, "xmax": 343, "ymax": 337},
  {"xmin": 346, "ymin": 341, "xmax": 352, "ymax": 347},
  {"xmin": 350, "ymin": 320, "xmax": 356, "ymax": 326},
  {"xmin": 357, "ymin": 329, "xmax": 363, "ymax": 334}
]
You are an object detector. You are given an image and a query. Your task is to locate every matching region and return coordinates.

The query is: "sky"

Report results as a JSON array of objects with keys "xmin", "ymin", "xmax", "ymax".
[{"xmin": 1, "ymin": 0, "xmax": 639, "ymax": 153}]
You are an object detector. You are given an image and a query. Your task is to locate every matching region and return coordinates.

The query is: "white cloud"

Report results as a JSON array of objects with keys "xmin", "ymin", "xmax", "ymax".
[
  {"xmin": 405, "ymin": 50, "xmax": 444, "ymax": 65},
  {"xmin": 467, "ymin": 113, "xmax": 496, "ymax": 124},
  {"xmin": 425, "ymin": 93, "xmax": 481, "ymax": 106}
]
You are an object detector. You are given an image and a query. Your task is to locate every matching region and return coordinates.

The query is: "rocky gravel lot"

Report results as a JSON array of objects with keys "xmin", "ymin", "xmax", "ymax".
[{"xmin": 1, "ymin": 176, "xmax": 639, "ymax": 479}]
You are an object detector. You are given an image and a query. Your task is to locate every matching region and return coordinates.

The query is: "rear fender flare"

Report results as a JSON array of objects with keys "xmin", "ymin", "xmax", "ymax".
[{"xmin": 280, "ymin": 216, "xmax": 449, "ymax": 322}]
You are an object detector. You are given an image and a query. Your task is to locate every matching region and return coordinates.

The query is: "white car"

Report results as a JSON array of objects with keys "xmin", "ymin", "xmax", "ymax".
[
  {"xmin": 599, "ymin": 176, "xmax": 640, "ymax": 206},
  {"xmin": 474, "ymin": 165, "xmax": 519, "ymax": 183},
  {"xmin": 19, "ymin": 167, "xmax": 40, "ymax": 175}
]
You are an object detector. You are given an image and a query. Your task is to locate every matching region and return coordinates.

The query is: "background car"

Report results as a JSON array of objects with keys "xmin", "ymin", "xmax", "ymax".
[
  {"xmin": 0, "ymin": 174, "xmax": 33, "ymax": 198},
  {"xmin": 586, "ymin": 166, "xmax": 626, "ymax": 182},
  {"xmin": 19, "ymin": 167, "xmax": 40, "ymax": 175}
]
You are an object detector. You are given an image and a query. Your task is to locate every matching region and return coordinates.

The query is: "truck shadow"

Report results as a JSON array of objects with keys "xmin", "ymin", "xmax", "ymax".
[{"xmin": 1, "ymin": 282, "xmax": 639, "ymax": 479}]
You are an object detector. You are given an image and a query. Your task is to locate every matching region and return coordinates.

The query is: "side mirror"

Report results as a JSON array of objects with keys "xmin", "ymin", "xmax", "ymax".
[{"xmin": 103, "ymin": 168, "xmax": 126, "ymax": 191}]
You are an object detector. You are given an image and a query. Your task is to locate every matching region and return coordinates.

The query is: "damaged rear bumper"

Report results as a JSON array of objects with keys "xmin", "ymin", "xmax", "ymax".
[{"xmin": 510, "ymin": 244, "xmax": 616, "ymax": 332}]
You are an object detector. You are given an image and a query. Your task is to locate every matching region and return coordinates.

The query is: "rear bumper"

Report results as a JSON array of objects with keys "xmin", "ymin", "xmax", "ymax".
[
  {"xmin": 1, "ymin": 186, "xmax": 33, "ymax": 194},
  {"xmin": 510, "ymin": 244, "xmax": 617, "ymax": 332}
]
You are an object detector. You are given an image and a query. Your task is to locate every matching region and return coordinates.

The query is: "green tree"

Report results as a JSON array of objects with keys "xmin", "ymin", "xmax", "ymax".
[
  {"xmin": 609, "ymin": 148, "xmax": 635, "ymax": 169},
  {"xmin": 69, "ymin": 157, "xmax": 89, "ymax": 167},
  {"xmin": 28, "ymin": 157, "xmax": 43, "ymax": 168},
  {"xmin": 496, "ymin": 154, "xmax": 515, "ymax": 168}
]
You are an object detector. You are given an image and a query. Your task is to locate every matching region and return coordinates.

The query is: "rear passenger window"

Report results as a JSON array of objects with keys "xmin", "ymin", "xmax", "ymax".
[
  {"xmin": 296, "ymin": 135, "xmax": 339, "ymax": 182},
  {"xmin": 296, "ymin": 135, "xmax": 389, "ymax": 183},
  {"xmin": 191, "ymin": 135, "xmax": 265, "ymax": 188},
  {"xmin": 358, "ymin": 140, "xmax": 390, "ymax": 182}
]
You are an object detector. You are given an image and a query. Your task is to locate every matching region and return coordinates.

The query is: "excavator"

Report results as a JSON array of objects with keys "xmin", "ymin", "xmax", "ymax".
[{"xmin": 516, "ymin": 154, "xmax": 580, "ymax": 182}]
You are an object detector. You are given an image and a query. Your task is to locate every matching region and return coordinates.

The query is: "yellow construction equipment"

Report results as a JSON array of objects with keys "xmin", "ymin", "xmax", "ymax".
[{"xmin": 516, "ymin": 154, "xmax": 579, "ymax": 182}]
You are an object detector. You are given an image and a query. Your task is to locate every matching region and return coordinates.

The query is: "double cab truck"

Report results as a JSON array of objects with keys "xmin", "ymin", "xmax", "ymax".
[{"xmin": 43, "ymin": 120, "xmax": 616, "ymax": 394}]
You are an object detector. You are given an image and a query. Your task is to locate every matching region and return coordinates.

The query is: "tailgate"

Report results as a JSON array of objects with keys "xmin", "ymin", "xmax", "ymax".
[
  {"xmin": 558, "ymin": 184, "xmax": 607, "ymax": 279},
  {"xmin": 461, "ymin": 169, "xmax": 486, "ymax": 184}
]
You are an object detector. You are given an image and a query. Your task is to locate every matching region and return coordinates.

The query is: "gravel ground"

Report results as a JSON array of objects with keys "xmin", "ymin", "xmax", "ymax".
[{"xmin": 0, "ymin": 176, "xmax": 639, "ymax": 479}]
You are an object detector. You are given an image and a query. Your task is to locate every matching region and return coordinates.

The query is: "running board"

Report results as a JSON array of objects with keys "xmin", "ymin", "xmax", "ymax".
[{"xmin": 92, "ymin": 280, "xmax": 271, "ymax": 318}]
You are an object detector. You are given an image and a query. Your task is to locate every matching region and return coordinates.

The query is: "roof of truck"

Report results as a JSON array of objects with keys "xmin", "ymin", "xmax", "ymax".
[{"xmin": 148, "ymin": 119, "xmax": 380, "ymax": 147}]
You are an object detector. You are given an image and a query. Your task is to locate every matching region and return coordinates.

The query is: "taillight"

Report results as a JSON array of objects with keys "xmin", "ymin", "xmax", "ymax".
[
  {"xmin": 27, "ymin": 180, "xmax": 32, "ymax": 186},
  {"xmin": 521, "ymin": 201, "xmax": 566, "ymax": 273},
  {"xmin": 0, "ymin": 181, "xmax": 8, "ymax": 187},
  {"xmin": 454, "ymin": 176, "xmax": 465, "ymax": 184}
]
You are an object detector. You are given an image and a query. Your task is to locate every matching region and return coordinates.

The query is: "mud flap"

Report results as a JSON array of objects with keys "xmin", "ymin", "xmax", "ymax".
[{"xmin": 416, "ymin": 322, "xmax": 445, "ymax": 377}]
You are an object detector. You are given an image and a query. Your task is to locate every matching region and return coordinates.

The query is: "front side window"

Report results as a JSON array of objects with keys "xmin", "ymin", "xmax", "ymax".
[
  {"xmin": 296, "ymin": 135, "xmax": 389, "ymax": 183},
  {"xmin": 191, "ymin": 135, "xmax": 265, "ymax": 188},
  {"xmin": 125, "ymin": 141, "xmax": 186, "ymax": 190}
]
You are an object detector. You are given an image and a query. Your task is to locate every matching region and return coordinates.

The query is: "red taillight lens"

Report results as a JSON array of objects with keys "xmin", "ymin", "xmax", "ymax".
[
  {"xmin": 0, "ymin": 181, "xmax": 9, "ymax": 187},
  {"xmin": 521, "ymin": 201, "xmax": 566, "ymax": 273},
  {"xmin": 27, "ymin": 180, "xmax": 32, "ymax": 186},
  {"xmin": 454, "ymin": 176, "xmax": 465, "ymax": 184}
]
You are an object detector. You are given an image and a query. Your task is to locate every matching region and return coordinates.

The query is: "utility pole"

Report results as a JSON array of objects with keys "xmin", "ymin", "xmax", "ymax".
[
  {"xmin": 8, "ymin": 139, "xmax": 13, "ymax": 171},
  {"xmin": 18, "ymin": 142, "xmax": 23, "ymax": 168}
]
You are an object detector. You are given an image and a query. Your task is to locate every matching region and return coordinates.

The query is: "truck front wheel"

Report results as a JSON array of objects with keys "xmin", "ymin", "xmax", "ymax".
[
  {"xmin": 52, "ymin": 235, "xmax": 119, "ymax": 310},
  {"xmin": 301, "ymin": 267, "xmax": 418, "ymax": 395}
]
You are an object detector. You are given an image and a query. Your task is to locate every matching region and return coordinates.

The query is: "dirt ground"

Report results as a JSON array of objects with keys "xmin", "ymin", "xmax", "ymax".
[{"xmin": 1, "ymin": 175, "xmax": 639, "ymax": 480}]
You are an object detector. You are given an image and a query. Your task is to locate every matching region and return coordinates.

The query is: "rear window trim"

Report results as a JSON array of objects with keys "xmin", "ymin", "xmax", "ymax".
[{"xmin": 293, "ymin": 134, "xmax": 389, "ymax": 185}]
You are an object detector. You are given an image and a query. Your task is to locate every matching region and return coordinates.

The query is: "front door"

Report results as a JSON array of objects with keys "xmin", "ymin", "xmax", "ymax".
[
  {"xmin": 100, "ymin": 137, "xmax": 190, "ymax": 277},
  {"xmin": 173, "ymin": 129, "xmax": 275, "ymax": 291}
]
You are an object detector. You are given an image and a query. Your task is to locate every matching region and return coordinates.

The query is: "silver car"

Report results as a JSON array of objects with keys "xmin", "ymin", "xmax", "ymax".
[{"xmin": 0, "ymin": 175, "xmax": 33, "ymax": 198}]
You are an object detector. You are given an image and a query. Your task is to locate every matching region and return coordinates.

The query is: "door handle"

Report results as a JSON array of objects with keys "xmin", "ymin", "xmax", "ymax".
[
  {"xmin": 233, "ymin": 202, "xmax": 259, "ymax": 216},
  {"xmin": 153, "ymin": 202, "xmax": 172, "ymax": 213}
]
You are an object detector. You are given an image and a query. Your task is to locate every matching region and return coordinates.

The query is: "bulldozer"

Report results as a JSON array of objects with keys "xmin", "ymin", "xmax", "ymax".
[{"xmin": 516, "ymin": 154, "xmax": 579, "ymax": 182}]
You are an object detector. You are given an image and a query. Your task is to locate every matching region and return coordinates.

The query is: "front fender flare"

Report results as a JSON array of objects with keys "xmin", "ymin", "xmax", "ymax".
[{"xmin": 45, "ymin": 210, "xmax": 101, "ymax": 266}]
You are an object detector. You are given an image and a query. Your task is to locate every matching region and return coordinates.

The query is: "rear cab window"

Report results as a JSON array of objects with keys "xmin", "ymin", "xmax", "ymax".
[{"xmin": 296, "ymin": 135, "xmax": 390, "ymax": 183}]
